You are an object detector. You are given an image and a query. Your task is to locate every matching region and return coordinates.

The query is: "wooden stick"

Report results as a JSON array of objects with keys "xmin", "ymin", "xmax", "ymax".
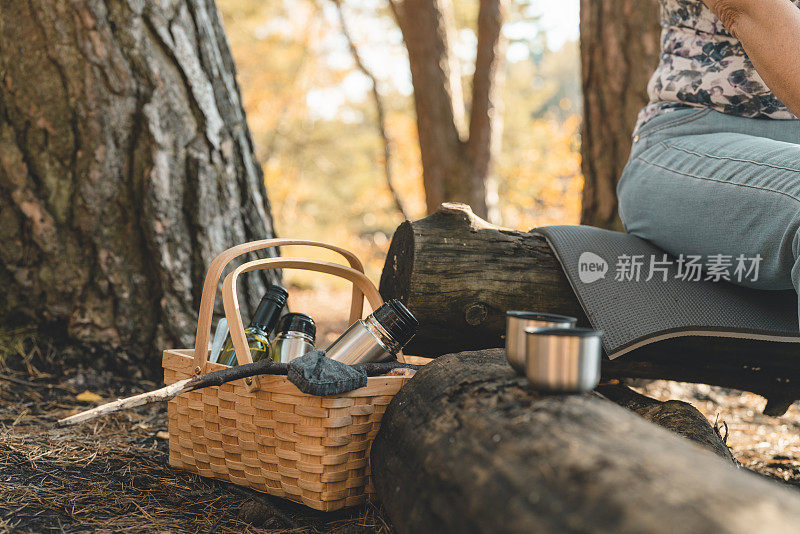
[
  {"xmin": 57, "ymin": 377, "xmax": 194, "ymax": 427},
  {"xmin": 57, "ymin": 360, "xmax": 419, "ymax": 427}
]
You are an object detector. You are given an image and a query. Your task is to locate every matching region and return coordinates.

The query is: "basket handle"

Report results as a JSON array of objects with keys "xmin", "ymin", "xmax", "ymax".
[
  {"xmin": 192, "ymin": 239, "xmax": 365, "ymax": 367},
  {"xmin": 221, "ymin": 257, "xmax": 386, "ymax": 370}
]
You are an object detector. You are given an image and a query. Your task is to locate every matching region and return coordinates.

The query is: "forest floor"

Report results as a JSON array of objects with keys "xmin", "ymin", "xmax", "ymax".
[{"xmin": 2, "ymin": 287, "xmax": 800, "ymax": 532}]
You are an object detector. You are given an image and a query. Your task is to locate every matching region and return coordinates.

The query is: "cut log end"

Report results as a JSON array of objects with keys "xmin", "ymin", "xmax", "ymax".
[
  {"xmin": 379, "ymin": 203, "xmax": 586, "ymax": 356},
  {"xmin": 378, "ymin": 219, "xmax": 414, "ymax": 303}
]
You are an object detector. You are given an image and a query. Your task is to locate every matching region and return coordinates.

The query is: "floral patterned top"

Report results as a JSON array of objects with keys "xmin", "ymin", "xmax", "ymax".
[{"xmin": 635, "ymin": 0, "xmax": 799, "ymax": 135}]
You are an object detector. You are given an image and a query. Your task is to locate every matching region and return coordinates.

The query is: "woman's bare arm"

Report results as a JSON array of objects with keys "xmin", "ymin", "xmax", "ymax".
[{"xmin": 704, "ymin": 0, "xmax": 800, "ymax": 117}]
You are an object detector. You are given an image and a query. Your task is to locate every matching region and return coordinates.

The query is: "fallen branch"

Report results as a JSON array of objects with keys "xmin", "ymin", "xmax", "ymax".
[
  {"xmin": 596, "ymin": 382, "xmax": 735, "ymax": 462},
  {"xmin": 57, "ymin": 360, "xmax": 418, "ymax": 427}
]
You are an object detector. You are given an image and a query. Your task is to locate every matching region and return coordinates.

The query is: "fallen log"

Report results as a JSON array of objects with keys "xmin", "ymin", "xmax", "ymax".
[
  {"xmin": 596, "ymin": 381, "xmax": 734, "ymax": 462},
  {"xmin": 372, "ymin": 351, "xmax": 800, "ymax": 534},
  {"xmin": 379, "ymin": 203, "xmax": 800, "ymax": 415}
]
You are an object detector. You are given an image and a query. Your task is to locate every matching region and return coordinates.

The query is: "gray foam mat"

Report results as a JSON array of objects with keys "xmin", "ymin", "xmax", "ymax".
[{"xmin": 534, "ymin": 225, "xmax": 800, "ymax": 359}]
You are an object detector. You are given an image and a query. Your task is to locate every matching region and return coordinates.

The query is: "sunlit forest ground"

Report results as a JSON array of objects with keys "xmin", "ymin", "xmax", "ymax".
[{"xmin": 218, "ymin": 0, "xmax": 583, "ymax": 285}]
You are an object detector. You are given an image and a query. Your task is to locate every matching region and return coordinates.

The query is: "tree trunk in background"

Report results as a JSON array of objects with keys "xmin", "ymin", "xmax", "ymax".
[
  {"xmin": 390, "ymin": 0, "xmax": 504, "ymax": 221},
  {"xmin": 0, "ymin": 0, "xmax": 277, "ymax": 369},
  {"xmin": 579, "ymin": 0, "xmax": 661, "ymax": 230}
]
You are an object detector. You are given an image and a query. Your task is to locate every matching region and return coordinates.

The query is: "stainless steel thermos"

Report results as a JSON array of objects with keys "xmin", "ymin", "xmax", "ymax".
[{"xmin": 326, "ymin": 300, "xmax": 418, "ymax": 364}]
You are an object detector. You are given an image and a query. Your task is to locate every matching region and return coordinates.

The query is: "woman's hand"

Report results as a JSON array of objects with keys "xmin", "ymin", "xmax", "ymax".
[{"xmin": 701, "ymin": 0, "xmax": 800, "ymax": 117}]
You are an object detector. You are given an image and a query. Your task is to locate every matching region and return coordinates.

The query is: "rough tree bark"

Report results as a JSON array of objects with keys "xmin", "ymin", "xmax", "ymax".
[
  {"xmin": 379, "ymin": 204, "xmax": 800, "ymax": 415},
  {"xmin": 579, "ymin": 0, "xmax": 661, "ymax": 230},
  {"xmin": 0, "ymin": 0, "xmax": 277, "ymax": 367},
  {"xmin": 389, "ymin": 0, "xmax": 504, "ymax": 220}
]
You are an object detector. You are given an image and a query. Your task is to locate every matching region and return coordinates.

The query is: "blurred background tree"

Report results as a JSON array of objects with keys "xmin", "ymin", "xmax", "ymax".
[
  {"xmin": 579, "ymin": 0, "xmax": 660, "ymax": 231},
  {"xmin": 219, "ymin": 0, "xmax": 587, "ymax": 285},
  {"xmin": 390, "ymin": 0, "xmax": 504, "ymax": 220}
]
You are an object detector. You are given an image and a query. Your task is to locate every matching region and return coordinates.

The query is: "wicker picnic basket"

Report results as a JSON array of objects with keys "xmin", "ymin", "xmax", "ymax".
[{"xmin": 162, "ymin": 239, "xmax": 412, "ymax": 511}]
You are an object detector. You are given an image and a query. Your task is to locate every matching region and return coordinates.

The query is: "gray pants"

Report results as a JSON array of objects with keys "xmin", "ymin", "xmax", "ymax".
[{"xmin": 617, "ymin": 108, "xmax": 800, "ymax": 322}]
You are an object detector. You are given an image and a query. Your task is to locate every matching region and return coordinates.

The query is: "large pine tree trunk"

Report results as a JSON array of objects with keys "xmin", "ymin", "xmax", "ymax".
[
  {"xmin": 579, "ymin": 0, "xmax": 661, "ymax": 230},
  {"xmin": 0, "ymin": 0, "xmax": 276, "ymax": 368}
]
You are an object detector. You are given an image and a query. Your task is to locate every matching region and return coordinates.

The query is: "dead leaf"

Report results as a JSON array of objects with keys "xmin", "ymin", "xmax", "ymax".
[
  {"xmin": 155, "ymin": 431, "xmax": 169, "ymax": 440},
  {"xmin": 76, "ymin": 390, "xmax": 103, "ymax": 403}
]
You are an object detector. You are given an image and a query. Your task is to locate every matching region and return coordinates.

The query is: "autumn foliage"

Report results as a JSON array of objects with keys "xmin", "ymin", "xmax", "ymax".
[{"xmin": 218, "ymin": 0, "xmax": 582, "ymax": 283}]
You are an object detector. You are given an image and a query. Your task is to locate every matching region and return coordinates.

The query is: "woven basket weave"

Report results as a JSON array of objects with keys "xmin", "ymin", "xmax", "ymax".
[{"xmin": 162, "ymin": 239, "xmax": 411, "ymax": 511}]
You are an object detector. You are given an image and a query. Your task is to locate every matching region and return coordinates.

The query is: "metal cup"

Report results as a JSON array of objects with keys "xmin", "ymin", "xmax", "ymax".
[
  {"xmin": 505, "ymin": 311, "xmax": 577, "ymax": 374},
  {"xmin": 524, "ymin": 327, "xmax": 604, "ymax": 392}
]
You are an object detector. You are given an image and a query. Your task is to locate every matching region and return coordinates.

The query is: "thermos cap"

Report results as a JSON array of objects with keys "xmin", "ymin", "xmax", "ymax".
[
  {"xmin": 372, "ymin": 300, "xmax": 418, "ymax": 348},
  {"xmin": 276, "ymin": 312, "xmax": 316, "ymax": 339},
  {"xmin": 506, "ymin": 311, "xmax": 578, "ymax": 324},
  {"xmin": 526, "ymin": 326, "xmax": 604, "ymax": 337}
]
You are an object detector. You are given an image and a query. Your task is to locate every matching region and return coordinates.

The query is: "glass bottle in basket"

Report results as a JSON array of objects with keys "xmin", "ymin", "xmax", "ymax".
[
  {"xmin": 269, "ymin": 312, "xmax": 316, "ymax": 363},
  {"xmin": 218, "ymin": 284, "xmax": 288, "ymax": 366}
]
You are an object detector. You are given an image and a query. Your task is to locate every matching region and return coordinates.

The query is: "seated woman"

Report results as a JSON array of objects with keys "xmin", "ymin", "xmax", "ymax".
[{"xmin": 617, "ymin": 0, "xmax": 800, "ymax": 318}]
